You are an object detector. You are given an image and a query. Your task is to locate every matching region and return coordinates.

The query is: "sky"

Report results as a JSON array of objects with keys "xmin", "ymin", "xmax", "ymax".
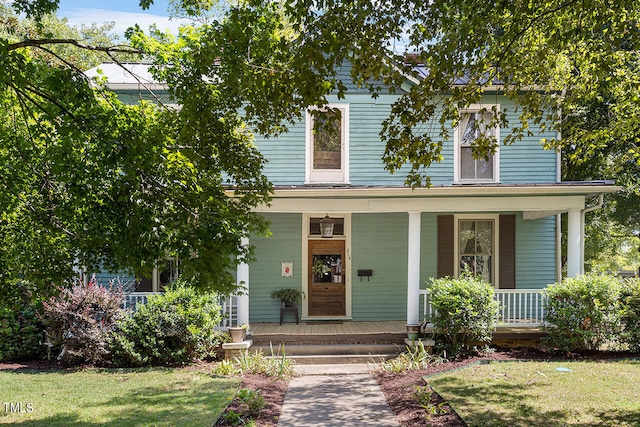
[{"xmin": 57, "ymin": 0, "xmax": 186, "ymax": 38}]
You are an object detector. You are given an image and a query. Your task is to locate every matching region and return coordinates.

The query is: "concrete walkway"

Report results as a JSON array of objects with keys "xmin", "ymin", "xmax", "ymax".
[{"xmin": 277, "ymin": 364, "xmax": 399, "ymax": 426}]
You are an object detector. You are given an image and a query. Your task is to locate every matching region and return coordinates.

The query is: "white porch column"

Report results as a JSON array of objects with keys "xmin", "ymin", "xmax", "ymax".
[
  {"xmin": 407, "ymin": 211, "xmax": 421, "ymax": 325},
  {"xmin": 567, "ymin": 209, "xmax": 583, "ymax": 278},
  {"xmin": 236, "ymin": 236, "xmax": 250, "ymax": 326}
]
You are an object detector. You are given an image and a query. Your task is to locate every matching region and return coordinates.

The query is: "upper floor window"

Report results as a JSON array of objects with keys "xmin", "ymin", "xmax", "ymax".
[
  {"xmin": 306, "ymin": 104, "xmax": 349, "ymax": 184},
  {"xmin": 455, "ymin": 107, "xmax": 500, "ymax": 183}
]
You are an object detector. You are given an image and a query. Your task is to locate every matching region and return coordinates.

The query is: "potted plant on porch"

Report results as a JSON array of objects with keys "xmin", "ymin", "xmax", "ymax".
[
  {"xmin": 228, "ymin": 323, "xmax": 249, "ymax": 343},
  {"xmin": 270, "ymin": 288, "xmax": 305, "ymax": 307}
]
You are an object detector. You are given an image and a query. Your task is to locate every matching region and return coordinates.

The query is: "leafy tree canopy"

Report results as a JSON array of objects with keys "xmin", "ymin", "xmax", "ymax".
[
  {"xmin": 0, "ymin": 2, "xmax": 272, "ymax": 296},
  {"xmin": 3, "ymin": 0, "xmax": 640, "ymax": 294}
]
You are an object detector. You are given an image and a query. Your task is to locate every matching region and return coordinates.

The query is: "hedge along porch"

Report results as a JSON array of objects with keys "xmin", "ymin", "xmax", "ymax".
[{"xmin": 233, "ymin": 183, "xmax": 618, "ymax": 327}]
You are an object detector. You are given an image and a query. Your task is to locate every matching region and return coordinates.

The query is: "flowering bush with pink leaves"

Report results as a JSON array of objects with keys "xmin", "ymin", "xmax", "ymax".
[{"xmin": 41, "ymin": 276, "xmax": 125, "ymax": 365}]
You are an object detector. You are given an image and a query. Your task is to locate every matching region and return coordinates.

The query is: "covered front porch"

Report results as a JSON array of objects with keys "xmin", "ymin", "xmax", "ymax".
[{"xmin": 233, "ymin": 183, "xmax": 618, "ymax": 327}]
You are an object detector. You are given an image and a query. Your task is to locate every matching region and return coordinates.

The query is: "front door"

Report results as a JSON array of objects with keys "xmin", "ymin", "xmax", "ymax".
[{"xmin": 308, "ymin": 239, "xmax": 345, "ymax": 316}]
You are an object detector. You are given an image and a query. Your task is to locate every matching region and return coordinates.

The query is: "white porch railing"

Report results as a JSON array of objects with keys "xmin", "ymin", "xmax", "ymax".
[
  {"xmin": 218, "ymin": 295, "xmax": 238, "ymax": 328},
  {"xmin": 122, "ymin": 292, "xmax": 238, "ymax": 328},
  {"xmin": 420, "ymin": 288, "xmax": 546, "ymax": 327},
  {"xmin": 123, "ymin": 292, "xmax": 162, "ymax": 311}
]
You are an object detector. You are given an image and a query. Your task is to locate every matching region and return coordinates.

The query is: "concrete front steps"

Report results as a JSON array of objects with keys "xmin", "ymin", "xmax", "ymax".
[
  {"xmin": 246, "ymin": 329, "xmax": 408, "ymax": 364},
  {"xmin": 250, "ymin": 342, "xmax": 405, "ymax": 365}
]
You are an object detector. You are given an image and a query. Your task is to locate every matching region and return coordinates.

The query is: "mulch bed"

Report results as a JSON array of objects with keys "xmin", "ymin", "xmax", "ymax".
[{"xmin": 214, "ymin": 373, "xmax": 287, "ymax": 427}]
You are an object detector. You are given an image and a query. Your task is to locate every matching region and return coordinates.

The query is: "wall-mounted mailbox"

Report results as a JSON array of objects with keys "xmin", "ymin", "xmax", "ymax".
[{"xmin": 357, "ymin": 269, "xmax": 373, "ymax": 281}]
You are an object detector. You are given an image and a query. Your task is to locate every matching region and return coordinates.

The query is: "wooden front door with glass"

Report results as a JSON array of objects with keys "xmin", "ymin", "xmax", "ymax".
[{"xmin": 308, "ymin": 239, "xmax": 345, "ymax": 316}]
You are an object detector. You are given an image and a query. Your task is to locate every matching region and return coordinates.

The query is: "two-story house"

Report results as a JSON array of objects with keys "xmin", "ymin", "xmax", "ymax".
[{"xmin": 86, "ymin": 62, "xmax": 618, "ymax": 329}]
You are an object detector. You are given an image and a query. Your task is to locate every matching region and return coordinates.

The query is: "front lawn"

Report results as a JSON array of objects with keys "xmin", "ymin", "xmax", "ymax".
[
  {"xmin": 428, "ymin": 360, "xmax": 640, "ymax": 427},
  {"xmin": 0, "ymin": 368, "xmax": 239, "ymax": 426}
]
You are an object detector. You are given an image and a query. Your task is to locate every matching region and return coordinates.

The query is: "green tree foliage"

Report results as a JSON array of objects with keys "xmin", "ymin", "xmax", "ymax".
[
  {"xmin": 262, "ymin": 0, "xmax": 640, "ymax": 187},
  {"xmin": 559, "ymin": 48, "xmax": 640, "ymax": 270},
  {"xmin": 4, "ymin": 0, "xmax": 640, "ymax": 293},
  {"xmin": 0, "ymin": 2, "xmax": 272, "ymax": 295}
]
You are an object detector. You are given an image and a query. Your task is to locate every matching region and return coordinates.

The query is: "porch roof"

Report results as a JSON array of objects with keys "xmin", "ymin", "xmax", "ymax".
[{"xmin": 245, "ymin": 181, "xmax": 620, "ymax": 215}]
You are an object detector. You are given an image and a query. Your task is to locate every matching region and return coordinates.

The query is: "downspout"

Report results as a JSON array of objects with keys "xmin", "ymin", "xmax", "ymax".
[
  {"xmin": 580, "ymin": 194, "xmax": 605, "ymax": 274},
  {"xmin": 583, "ymin": 194, "xmax": 604, "ymax": 215}
]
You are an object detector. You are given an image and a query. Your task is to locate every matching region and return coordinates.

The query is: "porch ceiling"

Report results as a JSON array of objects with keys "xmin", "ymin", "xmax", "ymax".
[{"xmin": 250, "ymin": 182, "xmax": 620, "ymax": 214}]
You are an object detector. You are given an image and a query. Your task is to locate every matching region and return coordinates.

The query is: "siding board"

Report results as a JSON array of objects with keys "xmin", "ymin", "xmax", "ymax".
[
  {"xmin": 351, "ymin": 213, "xmax": 408, "ymax": 320},
  {"xmin": 249, "ymin": 213, "xmax": 303, "ymax": 322}
]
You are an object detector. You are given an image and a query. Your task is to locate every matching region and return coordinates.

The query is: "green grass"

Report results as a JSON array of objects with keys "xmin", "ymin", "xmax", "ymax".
[
  {"xmin": 0, "ymin": 368, "xmax": 239, "ymax": 426},
  {"xmin": 428, "ymin": 360, "xmax": 640, "ymax": 426}
]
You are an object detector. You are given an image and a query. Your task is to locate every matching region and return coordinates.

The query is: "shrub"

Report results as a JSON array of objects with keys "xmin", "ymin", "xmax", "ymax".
[
  {"xmin": 110, "ymin": 281, "xmax": 225, "ymax": 366},
  {"xmin": 235, "ymin": 388, "xmax": 266, "ymax": 418},
  {"xmin": 620, "ymin": 278, "xmax": 640, "ymax": 353},
  {"xmin": 0, "ymin": 303, "xmax": 45, "ymax": 362},
  {"xmin": 427, "ymin": 275, "xmax": 499, "ymax": 356},
  {"xmin": 543, "ymin": 273, "xmax": 622, "ymax": 352},
  {"xmin": 233, "ymin": 344, "xmax": 295, "ymax": 379},
  {"xmin": 380, "ymin": 341, "xmax": 446, "ymax": 373},
  {"xmin": 0, "ymin": 281, "xmax": 49, "ymax": 362},
  {"xmin": 40, "ymin": 276, "xmax": 125, "ymax": 365},
  {"xmin": 414, "ymin": 385, "xmax": 447, "ymax": 416}
]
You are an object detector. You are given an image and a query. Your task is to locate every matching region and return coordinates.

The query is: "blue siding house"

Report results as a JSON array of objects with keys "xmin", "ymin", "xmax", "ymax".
[{"xmin": 86, "ymin": 63, "xmax": 618, "ymax": 327}]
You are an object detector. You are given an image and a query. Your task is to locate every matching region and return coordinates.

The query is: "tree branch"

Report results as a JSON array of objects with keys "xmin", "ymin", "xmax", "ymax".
[
  {"xmin": 496, "ymin": 0, "xmax": 579, "ymax": 68},
  {"xmin": 6, "ymin": 38, "xmax": 141, "ymax": 55},
  {"xmin": 37, "ymin": 45, "xmax": 90, "ymax": 80}
]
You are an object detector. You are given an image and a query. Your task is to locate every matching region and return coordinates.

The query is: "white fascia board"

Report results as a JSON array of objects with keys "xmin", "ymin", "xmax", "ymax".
[
  {"xmin": 255, "ymin": 195, "xmax": 588, "ymax": 214},
  {"xmin": 263, "ymin": 184, "xmax": 620, "ymax": 199},
  {"xmin": 238, "ymin": 184, "xmax": 620, "ymax": 214}
]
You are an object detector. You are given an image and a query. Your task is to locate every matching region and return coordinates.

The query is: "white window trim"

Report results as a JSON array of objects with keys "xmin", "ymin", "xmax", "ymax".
[
  {"xmin": 151, "ymin": 258, "xmax": 181, "ymax": 292},
  {"xmin": 454, "ymin": 214, "xmax": 500, "ymax": 288},
  {"xmin": 454, "ymin": 104, "xmax": 501, "ymax": 184},
  {"xmin": 305, "ymin": 104, "xmax": 350, "ymax": 184}
]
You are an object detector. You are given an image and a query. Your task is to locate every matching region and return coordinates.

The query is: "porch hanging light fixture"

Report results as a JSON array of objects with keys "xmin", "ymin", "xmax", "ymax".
[{"xmin": 320, "ymin": 214, "xmax": 335, "ymax": 238}]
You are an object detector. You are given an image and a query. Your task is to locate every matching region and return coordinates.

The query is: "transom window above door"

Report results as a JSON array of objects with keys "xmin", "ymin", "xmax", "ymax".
[
  {"xmin": 309, "ymin": 217, "xmax": 344, "ymax": 236},
  {"xmin": 455, "ymin": 106, "xmax": 500, "ymax": 183},
  {"xmin": 306, "ymin": 104, "xmax": 349, "ymax": 184}
]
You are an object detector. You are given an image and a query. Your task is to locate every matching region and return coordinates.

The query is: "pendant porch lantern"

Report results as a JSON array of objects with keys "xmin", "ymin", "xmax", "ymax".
[{"xmin": 319, "ymin": 215, "xmax": 335, "ymax": 238}]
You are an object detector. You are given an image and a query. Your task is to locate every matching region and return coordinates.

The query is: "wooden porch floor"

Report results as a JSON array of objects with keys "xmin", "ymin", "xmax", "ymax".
[
  {"xmin": 249, "ymin": 321, "xmax": 407, "ymax": 336},
  {"xmin": 251, "ymin": 320, "xmax": 544, "ymax": 340}
]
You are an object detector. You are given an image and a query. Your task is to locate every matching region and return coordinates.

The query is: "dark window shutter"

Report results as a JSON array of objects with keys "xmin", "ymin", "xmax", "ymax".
[
  {"xmin": 437, "ymin": 215, "xmax": 455, "ymax": 278},
  {"xmin": 499, "ymin": 214, "xmax": 516, "ymax": 289}
]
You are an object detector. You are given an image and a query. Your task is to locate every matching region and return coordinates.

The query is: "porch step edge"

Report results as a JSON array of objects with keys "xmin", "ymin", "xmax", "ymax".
[
  {"xmin": 281, "ymin": 354, "xmax": 399, "ymax": 365},
  {"xmin": 249, "ymin": 333, "xmax": 406, "ymax": 345},
  {"xmin": 251, "ymin": 343, "xmax": 404, "ymax": 356}
]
